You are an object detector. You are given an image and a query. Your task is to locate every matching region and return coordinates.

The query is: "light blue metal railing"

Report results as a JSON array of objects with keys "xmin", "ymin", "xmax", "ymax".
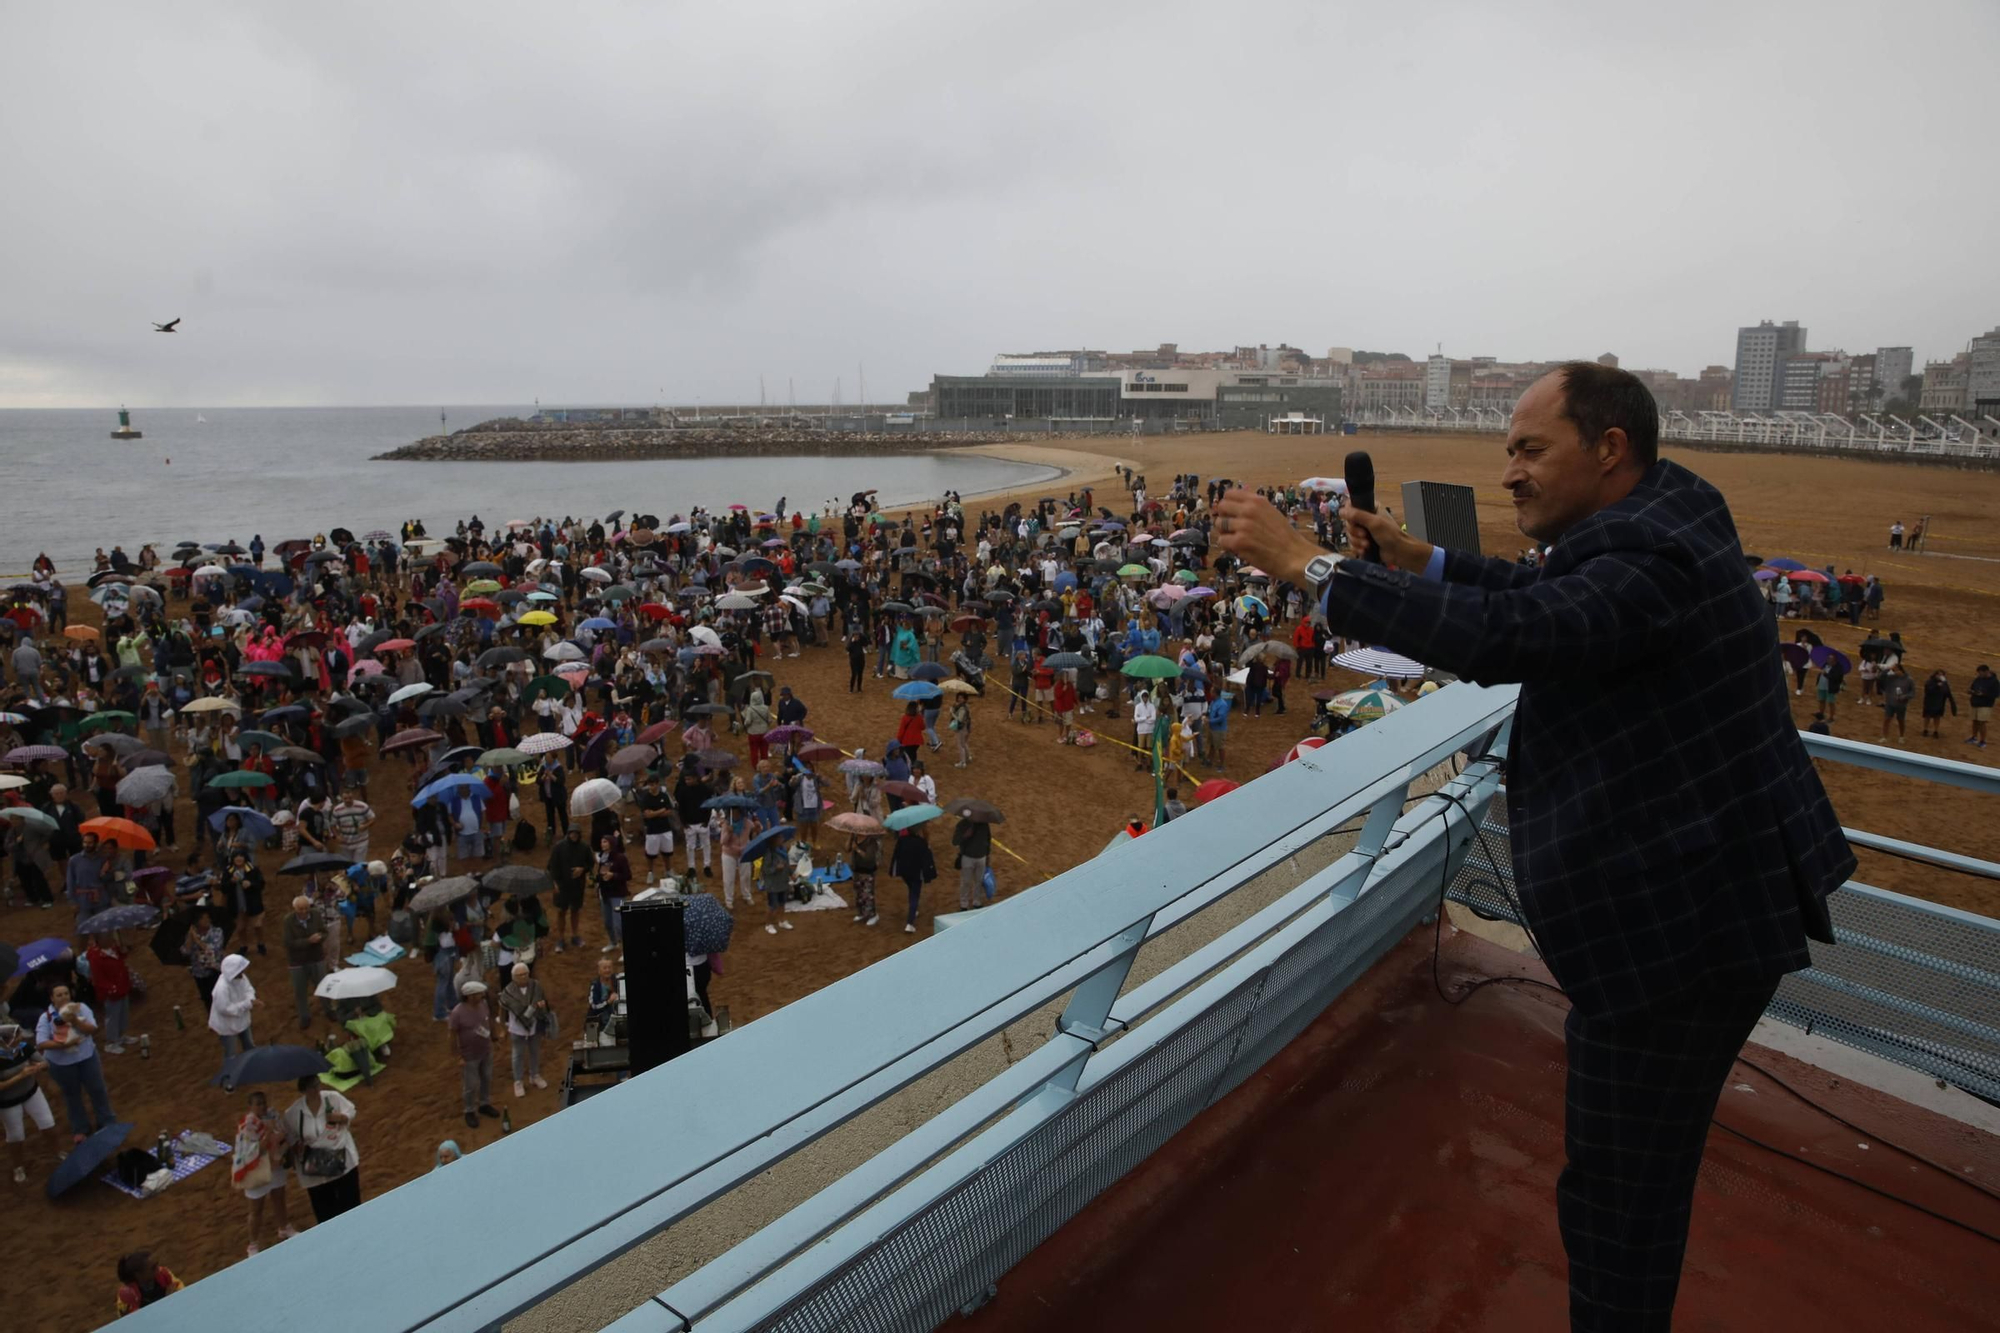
[
  {"xmin": 1449, "ymin": 729, "xmax": 2000, "ymax": 1103},
  {"xmin": 134, "ymin": 683, "xmax": 1521, "ymax": 1333}
]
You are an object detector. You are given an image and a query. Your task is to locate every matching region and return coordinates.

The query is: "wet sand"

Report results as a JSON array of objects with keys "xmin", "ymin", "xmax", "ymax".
[{"xmin": 5, "ymin": 429, "xmax": 1996, "ymax": 1332}]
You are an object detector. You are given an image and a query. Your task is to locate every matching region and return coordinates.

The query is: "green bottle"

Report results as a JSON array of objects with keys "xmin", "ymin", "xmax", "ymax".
[
  {"xmin": 500, "ymin": 1108, "xmax": 513, "ymax": 1135},
  {"xmin": 172, "ymin": 1004, "xmax": 185, "ymax": 1031}
]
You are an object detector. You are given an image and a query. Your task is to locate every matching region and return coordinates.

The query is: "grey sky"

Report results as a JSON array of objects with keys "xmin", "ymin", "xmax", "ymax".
[{"xmin": 4, "ymin": 0, "xmax": 1995, "ymax": 408}]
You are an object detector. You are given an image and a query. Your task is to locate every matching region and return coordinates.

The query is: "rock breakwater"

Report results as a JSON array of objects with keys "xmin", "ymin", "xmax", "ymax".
[{"xmin": 375, "ymin": 422, "xmax": 1019, "ymax": 462}]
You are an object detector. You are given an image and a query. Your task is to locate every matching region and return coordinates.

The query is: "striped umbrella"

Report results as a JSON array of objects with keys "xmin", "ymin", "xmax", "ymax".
[{"xmin": 1330, "ymin": 647, "xmax": 1426, "ymax": 680}]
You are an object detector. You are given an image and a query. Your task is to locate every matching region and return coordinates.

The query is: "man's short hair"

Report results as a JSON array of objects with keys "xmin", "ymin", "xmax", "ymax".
[{"xmin": 1553, "ymin": 361, "xmax": 1659, "ymax": 469}]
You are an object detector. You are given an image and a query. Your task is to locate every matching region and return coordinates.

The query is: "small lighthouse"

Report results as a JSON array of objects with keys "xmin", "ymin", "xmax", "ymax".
[{"xmin": 110, "ymin": 406, "xmax": 143, "ymax": 440}]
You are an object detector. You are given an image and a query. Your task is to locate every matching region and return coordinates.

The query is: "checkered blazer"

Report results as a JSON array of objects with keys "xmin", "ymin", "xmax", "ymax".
[{"xmin": 1324, "ymin": 459, "xmax": 1854, "ymax": 1016}]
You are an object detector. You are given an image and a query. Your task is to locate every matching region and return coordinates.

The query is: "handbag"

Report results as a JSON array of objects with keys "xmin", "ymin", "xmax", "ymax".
[
  {"xmin": 537, "ymin": 1003, "xmax": 560, "ymax": 1041},
  {"xmin": 295, "ymin": 1111, "xmax": 347, "ymax": 1179},
  {"xmin": 232, "ymin": 1123, "xmax": 272, "ymax": 1192}
]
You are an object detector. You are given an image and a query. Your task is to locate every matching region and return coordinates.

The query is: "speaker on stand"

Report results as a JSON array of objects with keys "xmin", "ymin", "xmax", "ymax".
[{"xmin": 620, "ymin": 897, "xmax": 692, "ymax": 1077}]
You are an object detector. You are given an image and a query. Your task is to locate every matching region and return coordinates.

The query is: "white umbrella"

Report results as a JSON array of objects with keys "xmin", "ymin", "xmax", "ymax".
[
  {"xmin": 388, "ymin": 682, "xmax": 433, "ymax": 705},
  {"xmin": 1299, "ymin": 476, "xmax": 1347, "ymax": 494},
  {"xmin": 544, "ymin": 642, "xmax": 585, "ymax": 662},
  {"xmin": 715, "ymin": 594, "xmax": 759, "ymax": 611},
  {"xmin": 193, "ymin": 564, "xmax": 228, "ymax": 577},
  {"xmin": 518, "ymin": 732, "xmax": 572, "ymax": 755},
  {"xmin": 568, "ymin": 777, "xmax": 623, "ymax": 817},
  {"xmin": 1331, "ymin": 646, "xmax": 1427, "ymax": 680},
  {"xmin": 579, "ymin": 567, "xmax": 612, "ymax": 584},
  {"xmin": 315, "ymin": 966, "xmax": 398, "ymax": 1001},
  {"xmin": 689, "ymin": 626, "xmax": 722, "ymax": 647},
  {"xmin": 0, "ymin": 774, "xmax": 29, "ymax": 791},
  {"xmin": 780, "ymin": 595, "xmax": 808, "ymax": 614},
  {"xmin": 180, "ymin": 696, "xmax": 241, "ymax": 715}
]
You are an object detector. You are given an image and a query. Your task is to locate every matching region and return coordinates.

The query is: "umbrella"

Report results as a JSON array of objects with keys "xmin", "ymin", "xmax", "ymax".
[
  {"xmin": 237, "ymin": 729, "xmax": 288, "ymax": 753},
  {"xmin": 827, "ymin": 811, "xmax": 885, "ymax": 836},
  {"xmin": 331, "ymin": 714, "xmax": 378, "ymax": 739},
  {"xmin": 838, "ymin": 757, "xmax": 885, "ymax": 777},
  {"xmin": 881, "ymin": 779, "xmax": 927, "ymax": 803},
  {"xmin": 5, "ymin": 744, "xmax": 67, "ymax": 763},
  {"xmin": 939, "ymin": 680, "xmax": 978, "ymax": 695},
  {"xmin": 1784, "ymin": 569, "xmax": 1829, "ymax": 584},
  {"xmin": 209, "ymin": 806, "xmax": 276, "ymax": 841},
  {"xmin": 518, "ymin": 731, "xmax": 572, "ymax": 755},
  {"xmin": 544, "ymin": 642, "xmax": 586, "ymax": 663},
  {"xmin": 0, "ymin": 806, "xmax": 58, "ymax": 834},
  {"xmin": 279, "ymin": 851, "xmax": 356, "ymax": 877},
  {"xmin": 1121, "ymin": 655, "xmax": 1182, "ymax": 680},
  {"xmin": 1043, "ymin": 652, "xmax": 1090, "ymax": 670},
  {"xmin": 478, "ymin": 747, "xmax": 530, "ymax": 768},
  {"xmin": 315, "ymin": 966, "xmax": 398, "ymax": 1001},
  {"xmin": 1778, "ymin": 642, "xmax": 1811, "ymax": 672},
  {"xmin": 79, "ymin": 817, "xmax": 155, "ymax": 851},
  {"xmin": 568, "ymin": 777, "xmax": 623, "ymax": 816},
  {"xmin": 884, "ymin": 804, "xmax": 942, "ymax": 831},
  {"xmin": 685, "ymin": 703, "xmax": 734, "ymax": 717},
  {"xmin": 478, "ymin": 646, "xmax": 529, "ymax": 668},
  {"xmin": 518, "ymin": 610, "xmax": 559, "ymax": 627},
  {"xmin": 8, "ymin": 937, "xmax": 73, "ymax": 978},
  {"xmin": 742, "ymin": 824, "xmax": 796, "ymax": 862},
  {"xmin": 238, "ymin": 661, "xmax": 295, "ymax": 679},
  {"xmin": 521, "ymin": 675, "xmax": 572, "ymax": 703},
  {"xmin": 764, "ymin": 724, "xmax": 814, "ymax": 746},
  {"xmin": 942, "ymin": 797, "xmax": 1005, "ymax": 824},
  {"xmin": 1193, "ymin": 778, "xmax": 1240, "ymax": 804},
  {"xmin": 113, "ymin": 768, "xmax": 176, "ymax": 806},
  {"xmin": 637, "ymin": 719, "xmax": 679, "ymax": 745},
  {"xmin": 892, "ymin": 680, "xmax": 942, "ymax": 702},
  {"xmin": 482, "ymin": 865, "xmax": 553, "ymax": 897},
  {"xmin": 1810, "ymin": 645, "xmax": 1852, "ymax": 673},
  {"xmin": 207, "ymin": 770, "xmax": 275, "ymax": 790},
  {"xmin": 578, "ymin": 616, "xmax": 618, "ymax": 631},
  {"xmin": 795, "ymin": 741, "xmax": 843, "ymax": 762},
  {"xmin": 408, "ymin": 875, "xmax": 483, "ymax": 913},
  {"xmin": 702, "ymin": 793, "xmax": 761, "ymax": 811},
  {"xmin": 413, "ymin": 772, "xmax": 492, "ymax": 807},
  {"xmin": 1858, "ymin": 637, "xmax": 1896, "ymax": 653},
  {"xmin": 680, "ymin": 892, "xmax": 734, "ymax": 955},
  {"xmin": 1239, "ymin": 640, "xmax": 1298, "ymax": 665},
  {"xmin": 211, "ymin": 1045, "xmax": 330, "ymax": 1091},
  {"xmin": 1331, "ymin": 647, "xmax": 1426, "ymax": 680},
  {"xmin": 45, "ymin": 1122, "xmax": 133, "ymax": 1199},
  {"xmin": 1763, "ymin": 557, "xmax": 1810, "ymax": 572},
  {"xmin": 418, "ymin": 695, "xmax": 469, "ymax": 721},
  {"xmin": 695, "ymin": 749, "xmax": 738, "ymax": 770},
  {"xmin": 910, "ymin": 662, "xmax": 950, "ymax": 683},
  {"xmin": 382, "ymin": 727, "xmax": 445, "ymax": 754},
  {"xmin": 1752, "ymin": 569, "xmax": 1779, "ymax": 582},
  {"xmin": 388, "ymin": 682, "xmax": 434, "ymax": 705},
  {"xmin": 607, "ymin": 744, "xmax": 659, "ymax": 777},
  {"xmin": 1328, "ymin": 688, "xmax": 1404, "ymax": 724}
]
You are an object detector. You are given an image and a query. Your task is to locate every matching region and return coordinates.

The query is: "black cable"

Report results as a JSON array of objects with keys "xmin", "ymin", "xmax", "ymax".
[
  {"xmin": 1416, "ymin": 785, "xmax": 1562, "ymax": 1007},
  {"xmin": 1710, "ymin": 1120, "xmax": 2000, "ymax": 1246}
]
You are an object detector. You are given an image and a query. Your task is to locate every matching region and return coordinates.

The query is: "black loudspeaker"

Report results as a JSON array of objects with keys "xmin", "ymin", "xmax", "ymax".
[
  {"xmin": 1399, "ymin": 480, "xmax": 1481, "ymax": 557},
  {"xmin": 619, "ymin": 899, "xmax": 691, "ymax": 1076}
]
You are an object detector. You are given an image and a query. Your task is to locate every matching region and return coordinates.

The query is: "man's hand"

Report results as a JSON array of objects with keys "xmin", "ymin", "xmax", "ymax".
[
  {"xmin": 1211, "ymin": 490, "xmax": 1326, "ymax": 585},
  {"xmin": 1339, "ymin": 503, "xmax": 1435, "ymax": 572}
]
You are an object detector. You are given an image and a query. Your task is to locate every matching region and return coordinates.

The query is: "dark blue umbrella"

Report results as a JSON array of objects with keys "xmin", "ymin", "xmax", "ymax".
[
  {"xmin": 9, "ymin": 937, "xmax": 72, "ymax": 978},
  {"xmin": 702, "ymin": 793, "xmax": 760, "ymax": 811},
  {"xmin": 680, "ymin": 891, "xmax": 734, "ymax": 955},
  {"xmin": 742, "ymin": 824, "xmax": 795, "ymax": 863},
  {"xmin": 279, "ymin": 851, "xmax": 355, "ymax": 877},
  {"xmin": 75, "ymin": 904, "xmax": 160, "ymax": 935},
  {"xmin": 46, "ymin": 1122, "xmax": 132, "ymax": 1199},
  {"xmin": 1044, "ymin": 652, "xmax": 1090, "ymax": 670},
  {"xmin": 909, "ymin": 662, "xmax": 949, "ymax": 683},
  {"xmin": 260, "ymin": 704, "xmax": 308, "ymax": 725},
  {"xmin": 1763, "ymin": 557, "xmax": 1809, "ymax": 572},
  {"xmin": 209, "ymin": 806, "xmax": 276, "ymax": 841},
  {"xmin": 212, "ymin": 1044, "xmax": 331, "ymax": 1090}
]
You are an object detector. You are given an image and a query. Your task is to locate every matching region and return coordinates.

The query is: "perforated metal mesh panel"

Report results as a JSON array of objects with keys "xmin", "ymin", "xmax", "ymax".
[
  {"xmin": 1447, "ymin": 791, "xmax": 2000, "ymax": 1103},
  {"xmin": 752, "ymin": 979, "xmax": 1267, "ymax": 1333}
]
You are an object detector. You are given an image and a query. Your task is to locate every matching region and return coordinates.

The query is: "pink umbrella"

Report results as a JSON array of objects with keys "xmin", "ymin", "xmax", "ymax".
[{"xmin": 348, "ymin": 659, "xmax": 386, "ymax": 684}]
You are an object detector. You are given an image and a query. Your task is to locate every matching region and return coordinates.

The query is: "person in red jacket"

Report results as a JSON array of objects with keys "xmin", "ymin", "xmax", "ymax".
[
  {"xmin": 83, "ymin": 937, "xmax": 134, "ymax": 1055},
  {"xmin": 115, "ymin": 1251, "xmax": 183, "ymax": 1317},
  {"xmin": 481, "ymin": 774, "xmax": 512, "ymax": 862},
  {"xmin": 895, "ymin": 703, "xmax": 927, "ymax": 759},
  {"xmin": 1051, "ymin": 674, "xmax": 1079, "ymax": 745}
]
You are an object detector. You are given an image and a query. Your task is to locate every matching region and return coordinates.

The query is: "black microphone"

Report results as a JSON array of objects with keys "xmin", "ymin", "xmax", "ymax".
[{"xmin": 1343, "ymin": 450, "xmax": 1383, "ymax": 563}]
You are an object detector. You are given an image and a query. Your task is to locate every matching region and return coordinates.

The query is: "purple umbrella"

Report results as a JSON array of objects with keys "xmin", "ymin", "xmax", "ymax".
[
  {"xmin": 1752, "ymin": 569, "xmax": 1779, "ymax": 582},
  {"xmin": 696, "ymin": 748, "xmax": 738, "ymax": 770},
  {"xmin": 1809, "ymin": 645, "xmax": 1852, "ymax": 673},
  {"xmin": 4, "ymin": 745, "xmax": 66, "ymax": 763},
  {"xmin": 1779, "ymin": 643, "xmax": 1810, "ymax": 672},
  {"xmin": 579, "ymin": 729, "xmax": 614, "ymax": 773},
  {"xmin": 764, "ymin": 724, "xmax": 813, "ymax": 747},
  {"xmin": 9, "ymin": 937, "xmax": 72, "ymax": 978}
]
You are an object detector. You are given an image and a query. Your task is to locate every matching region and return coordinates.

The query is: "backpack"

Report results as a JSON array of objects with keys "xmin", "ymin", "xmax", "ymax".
[
  {"xmin": 512, "ymin": 820, "xmax": 538, "ymax": 853},
  {"xmin": 387, "ymin": 909, "xmax": 418, "ymax": 948}
]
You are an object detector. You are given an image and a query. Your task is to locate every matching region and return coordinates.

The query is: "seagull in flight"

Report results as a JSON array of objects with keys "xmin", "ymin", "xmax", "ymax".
[{"xmin": 153, "ymin": 318, "xmax": 180, "ymax": 333}]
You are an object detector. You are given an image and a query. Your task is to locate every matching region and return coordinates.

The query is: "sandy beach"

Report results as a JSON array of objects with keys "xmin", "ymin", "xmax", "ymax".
[{"xmin": 4, "ymin": 429, "xmax": 1996, "ymax": 1332}]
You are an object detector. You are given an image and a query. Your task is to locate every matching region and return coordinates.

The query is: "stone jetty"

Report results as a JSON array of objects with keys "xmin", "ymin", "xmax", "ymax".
[{"xmin": 375, "ymin": 417, "xmax": 1019, "ymax": 462}]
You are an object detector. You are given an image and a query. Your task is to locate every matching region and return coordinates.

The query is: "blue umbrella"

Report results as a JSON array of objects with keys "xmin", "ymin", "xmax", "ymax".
[
  {"xmin": 1763, "ymin": 557, "xmax": 1809, "ymax": 572},
  {"xmin": 579, "ymin": 617, "xmax": 617, "ymax": 631},
  {"xmin": 412, "ymin": 772, "xmax": 492, "ymax": 807},
  {"xmin": 75, "ymin": 904, "xmax": 161, "ymax": 935},
  {"xmin": 211, "ymin": 1043, "xmax": 331, "ymax": 1090},
  {"xmin": 741, "ymin": 824, "xmax": 796, "ymax": 863},
  {"xmin": 260, "ymin": 705, "xmax": 308, "ymax": 725},
  {"xmin": 680, "ymin": 891, "xmax": 735, "ymax": 955},
  {"xmin": 280, "ymin": 850, "xmax": 356, "ymax": 877},
  {"xmin": 209, "ymin": 806, "xmax": 276, "ymax": 841},
  {"xmin": 885, "ymin": 803, "xmax": 943, "ymax": 831},
  {"xmin": 702, "ymin": 793, "xmax": 760, "ymax": 811},
  {"xmin": 892, "ymin": 680, "xmax": 942, "ymax": 703},
  {"xmin": 1053, "ymin": 570, "xmax": 1078, "ymax": 593},
  {"xmin": 45, "ymin": 1122, "xmax": 133, "ymax": 1199},
  {"xmin": 910, "ymin": 662, "xmax": 949, "ymax": 683},
  {"xmin": 9, "ymin": 937, "xmax": 72, "ymax": 978}
]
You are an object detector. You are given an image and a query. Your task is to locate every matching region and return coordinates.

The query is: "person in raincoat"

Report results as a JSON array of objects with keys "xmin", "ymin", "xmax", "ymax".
[
  {"xmin": 890, "ymin": 621, "xmax": 921, "ymax": 679},
  {"xmin": 208, "ymin": 953, "xmax": 260, "ymax": 1076}
]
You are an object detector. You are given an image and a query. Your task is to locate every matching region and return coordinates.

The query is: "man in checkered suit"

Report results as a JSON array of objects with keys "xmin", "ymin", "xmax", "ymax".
[{"xmin": 1215, "ymin": 362, "xmax": 1854, "ymax": 1331}]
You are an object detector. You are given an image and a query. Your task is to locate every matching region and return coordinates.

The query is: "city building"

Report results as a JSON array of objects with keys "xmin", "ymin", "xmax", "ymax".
[
  {"xmin": 929, "ymin": 374, "xmax": 1121, "ymax": 421},
  {"xmin": 1732, "ymin": 319, "xmax": 1808, "ymax": 412},
  {"xmin": 1698, "ymin": 365, "xmax": 1734, "ymax": 410},
  {"xmin": 1424, "ymin": 355, "xmax": 1452, "ymax": 411},
  {"xmin": 1843, "ymin": 353, "xmax": 1877, "ymax": 415},
  {"xmin": 990, "ymin": 354, "xmax": 1085, "ymax": 378},
  {"xmin": 1874, "ymin": 346, "xmax": 1913, "ymax": 404},
  {"xmin": 1966, "ymin": 327, "xmax": 2000, "ymax": 420},
  {"xmin": 1918, "ymin": 356, "xmax": 1968, "ymax": 416},
  {"xmin": 1354, "ymin": 362, "xmax": 1427, "ymax": 412},
  {"xmin": 1778, "ymin": 351, "xmax": 1836, "ymax": 412}
]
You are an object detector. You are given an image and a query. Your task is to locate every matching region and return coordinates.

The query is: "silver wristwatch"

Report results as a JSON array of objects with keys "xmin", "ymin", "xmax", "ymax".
[{"xmin": 1303, "ymin": 553, "xmax": 1340, "ymax": 598}]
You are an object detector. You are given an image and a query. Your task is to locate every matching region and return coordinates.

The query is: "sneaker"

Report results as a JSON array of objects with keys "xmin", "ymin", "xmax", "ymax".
[
  {"xmin": 477, "ymin": 1104, "xmax": 500, "ymax": 1118},
  {"xmin": 248, "ymin": 1242, "xmax": 261, "ymax": 1256},
  {"xmin": 553, "ymin": 941, "xmax": 566, "ymax": 954},
  {"xmin": 11, "ymin": 1166, "xmax": 24, "ymax": 1184},
  {"xmin": 852, "ymin": 914, "xmax": 864, "ymax": 922},
  {"xmin": 464, "ymin": 1112, "xmax": 479, "ymax": 1127},
  {"xmin": 513, "ymin": 1081, "xmax": 525, "ymax": 1099},
  {"xmin": 279, "ymin": 1225, "xmax": 300, "ymax": 1238},
  {"xmin": 779, "ymin": 919, "xmax": 792, "ymax": 930},
  {"xmin": 865, "ymin": 915, "xmax": 879, "ymax": 926},
  {"xmin": 103, "ymin": 1043, "xmax": 125, "ymax": 1055},
  {"xmin": 904, "ymin": 923, "xmax": 916, "ymax": 933},
  {"xmin": 600, "ymin": 944, "xmax": 616, "ymax": 953},
  {"xmin": 765, "ymin": 923, "xmax": 777, "ymax": 935},
  {"xmin": 531, "ymin": 1074, "xmax": 548, "ymax": 1090}
]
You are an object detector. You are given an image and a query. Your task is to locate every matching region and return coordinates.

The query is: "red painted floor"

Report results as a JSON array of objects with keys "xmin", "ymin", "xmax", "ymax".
[{"xmin": 965, "ymin": 930, "xmax": 2000, "ymax": 1332}]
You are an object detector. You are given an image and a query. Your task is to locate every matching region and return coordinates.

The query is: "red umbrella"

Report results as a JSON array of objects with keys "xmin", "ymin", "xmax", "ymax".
[
  {"xmin": 79, "ymin": 816, "xmax": 156, "ymax": 851},
  {"xmin": 1836, "ymin": 574, "xmax": 1866, "ymax": 586},
  {"xmin": 636, "ymin": 603, "xmax": 673, "ymax": 620},
  {"xmin": 1785, "ymin": 569, "xmax": 1829, "ymax": 584},
  {"xmin": 1193, "ymin": 778, "xmax": 1239, "ymax": 805},
  {"xmin": 375, "ymin": 638, "xmax": 416, "ymax": 653},
  {"xmin": 460, "ymin": 597, "xmax": 501, "ymax": 616},
  {"xmin": 795, "ymin": 742, "xmax": 843, "ymax": 763},
  {"xmin": 882, "ymin": 779, "xmax": 926, "ymax": 803},
  {"xmin": 382, "ymin": 727, "xmax": 444, "ymax": 754},
  {"xmin": 637, "ymin": 719, "xmax": 679, "ymax": 745}
]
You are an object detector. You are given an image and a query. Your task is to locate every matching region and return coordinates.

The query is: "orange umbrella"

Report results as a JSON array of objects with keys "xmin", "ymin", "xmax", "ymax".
[
  {"xmin": 79, "ymin": 816, "xmax": 157, "ymax": 851},
  {"xmin": 64, "ymin": 625, "xmax": 101, "ymax": 642}
]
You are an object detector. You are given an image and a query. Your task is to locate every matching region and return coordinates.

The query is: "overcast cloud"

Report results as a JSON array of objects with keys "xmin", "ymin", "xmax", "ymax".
[{"xmin": 3, "ymin": 0, "xmax": 1995, "ymax": 408}]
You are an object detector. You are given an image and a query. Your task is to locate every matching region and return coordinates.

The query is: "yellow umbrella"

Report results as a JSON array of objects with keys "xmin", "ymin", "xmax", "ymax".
[{"xmin": 518, "ymin": 610, "xmax": 558, "ymax": 627}]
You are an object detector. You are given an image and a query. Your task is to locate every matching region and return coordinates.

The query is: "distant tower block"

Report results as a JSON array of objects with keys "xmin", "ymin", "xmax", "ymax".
[{"xmin": 110, "ymin": 406, "xmax": 143, "ymax": 440}]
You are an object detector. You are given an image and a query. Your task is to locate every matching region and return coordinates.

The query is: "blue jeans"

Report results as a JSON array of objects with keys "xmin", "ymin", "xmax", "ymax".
[
  {"xmin": 433, "ymin": 948, "xmax": 458, "ymax": 1019},
  {"xmin": 47, "ymin": 1055, "xmax": 115, "ymax": 1136},
  {"xmin": 217, "ymin": 1028, "xmax": 255, "ymax": 1074},
  {"xmin": 599, "ymin": 897, "xmax": 623, "ymax": 946},
  {"xmin": 456, "ymin": 831, "xmax": 482, "ymax": 862}
]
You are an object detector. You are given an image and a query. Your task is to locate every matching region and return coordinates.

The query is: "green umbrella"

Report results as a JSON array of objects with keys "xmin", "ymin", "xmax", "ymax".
[
  {"xmin": 884, "ymin": 803, "xmax": 943, "ymax": 830},
  {"xmin": 1120, "ymin": 655, "xmax": 1183, "ymax": 680},
  {"xmin": 237, "ymin": 730, "xmax": 287, "ymax": 753},
  {"xmin": 1173, "ymin": 569, "xmax": 1200, "ymax": 585},
  {"xmin": 463, "ymin": 579, "xmax": 502, "ymax": 595},
  {"xmin": 0, "ymin": 806, "xmax": 58, "ymax": 834},
  {"xmin": 78, "ymin": 711, "xmax": 137, "ymax": 734},
  {"xmin": 478, "ymin": 747, "xmax": 530, "ymax": 768},
  {"xmin": 1328, "ymin": 688, "xmax": 1404, "ymax": 725},
  {"xmin": 521, "ymin": 675, "xmax": 572, "ymax": 702},
  {"xmin": 1116, "ymin": 563, "xmax": 1150, "ymax": 578},
  {"xmin": 207, "ymin": 770, "xmax": 276, "ymax": 789}
]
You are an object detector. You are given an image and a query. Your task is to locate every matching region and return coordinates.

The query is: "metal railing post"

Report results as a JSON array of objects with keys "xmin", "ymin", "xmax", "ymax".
[{"xmin": 1047, "ymin": 914, "xmax": 1156, "ymax": 1089}]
